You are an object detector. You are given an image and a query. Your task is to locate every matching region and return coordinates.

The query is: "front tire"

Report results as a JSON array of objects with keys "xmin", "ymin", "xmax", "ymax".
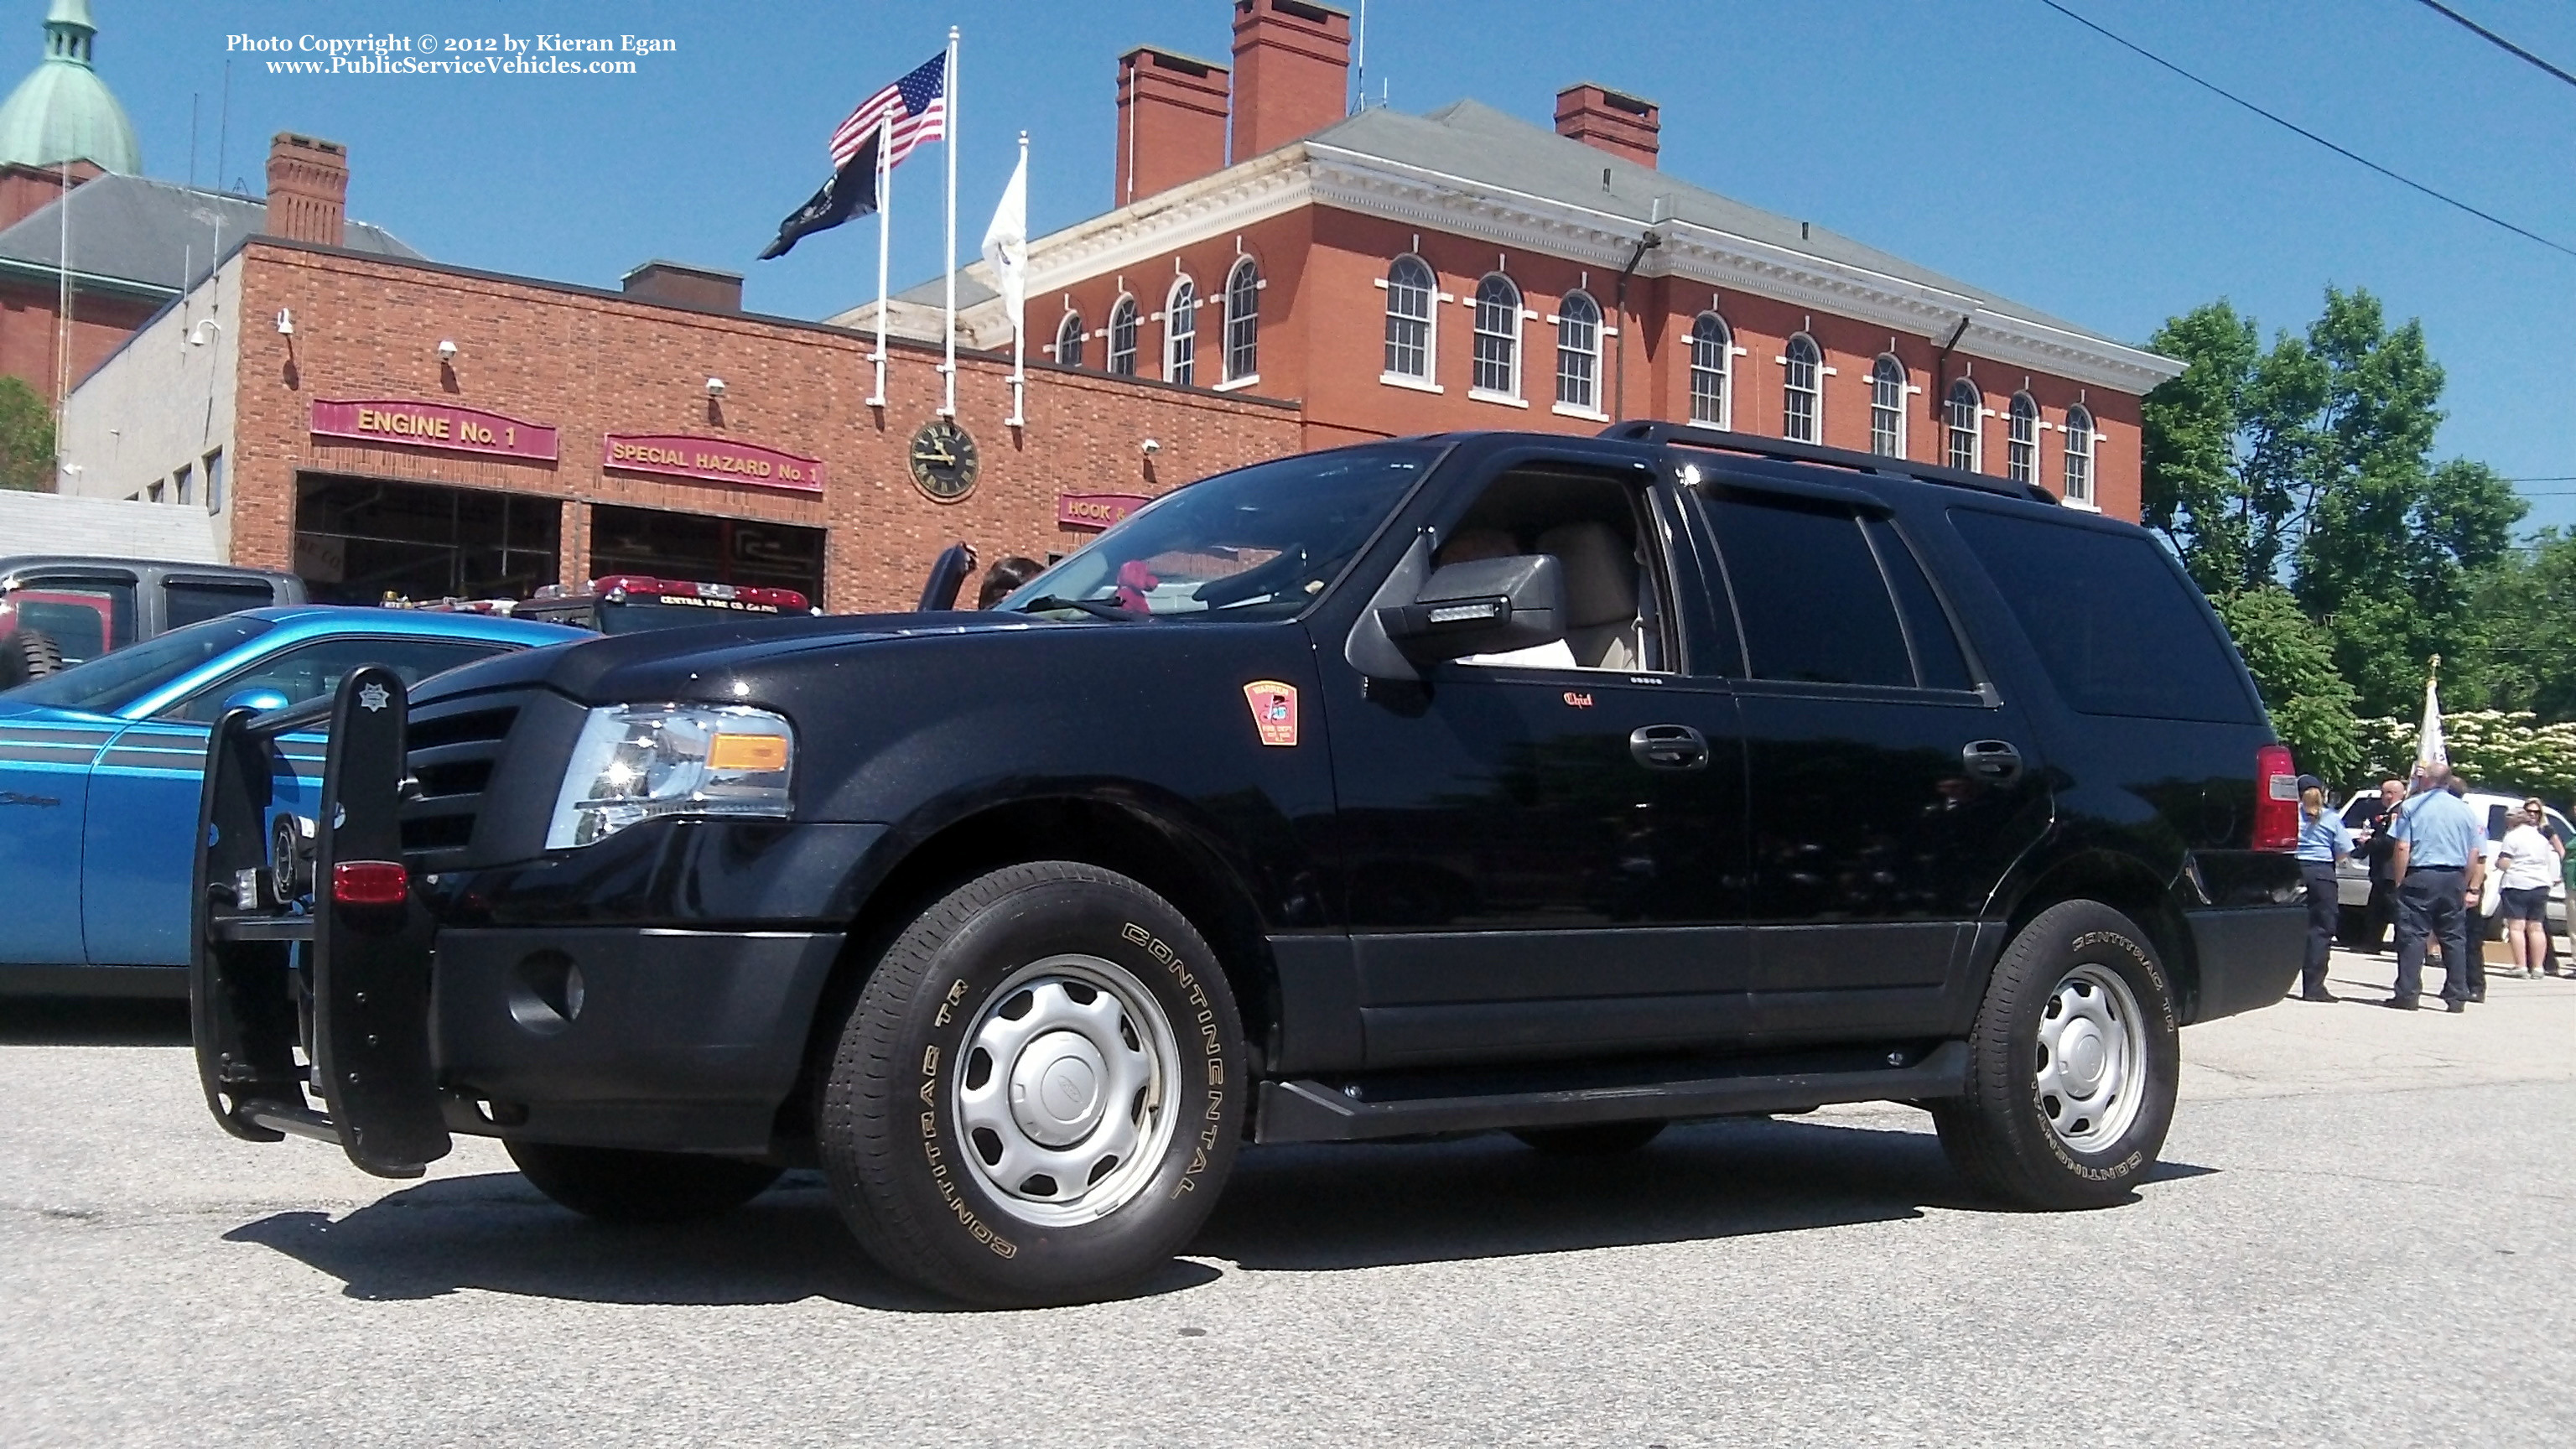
[
  {"xmin": 819, "ymin": 862, "xmax": 1246, "ymax": 1307},
  {"xmin": 506, "ymin": 1140, "xmax": 782, "ymax": 1223},
  {"xmin": 1933, "ymin": 901, "xmax": 2179, "ymax": 1210}
]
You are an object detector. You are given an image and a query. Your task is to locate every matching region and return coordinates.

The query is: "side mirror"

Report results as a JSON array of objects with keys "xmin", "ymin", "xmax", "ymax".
[
  {"xmin": 1378, "ymin": 553, "xmax": 1566, "ymax": 663},
  {"xmin": 222, "ymin": 688, "xmax": 292, "ymax": 715}
]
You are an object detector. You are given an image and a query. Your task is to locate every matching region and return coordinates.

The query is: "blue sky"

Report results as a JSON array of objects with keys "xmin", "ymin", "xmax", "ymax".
[{"xmin": 67, "ymin": 1, "xmax": 2576, "ymax": 528}]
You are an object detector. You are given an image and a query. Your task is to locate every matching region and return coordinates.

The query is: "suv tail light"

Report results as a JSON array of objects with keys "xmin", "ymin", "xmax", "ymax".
[
  {"xmin": 2252, "ymin": 744, "xmax": 2299, "ymax": 851},
  {"xmin": 331, "ymin": 860, "xmax": 409, "ymax": 906}
]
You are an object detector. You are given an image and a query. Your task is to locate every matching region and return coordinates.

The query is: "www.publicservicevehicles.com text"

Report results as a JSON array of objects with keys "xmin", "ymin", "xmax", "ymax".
[{"xmin": 226, "ymin": 33, "xmax": 674, "ymax": 77}]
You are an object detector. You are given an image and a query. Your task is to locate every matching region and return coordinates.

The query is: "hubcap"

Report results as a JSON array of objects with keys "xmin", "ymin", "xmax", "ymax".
[
  {"xmin": 2033, "ymin": 963, "xmax": 2148, "ymax": 1154},
  {"xmin": 953, "ymin": 954, "xmax": 1178, "ymax": 1227}
]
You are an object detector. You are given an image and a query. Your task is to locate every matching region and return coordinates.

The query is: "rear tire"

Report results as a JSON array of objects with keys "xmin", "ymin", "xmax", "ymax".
[
  {"xmin": 1932, "ymin": 901, "xmax": 2179, "ymax": 1210},
  {"xmin": 506, "ymin": 1140, "xmax": 781, "ymax": 1223},
  {"xmin": 1512, "ymin": 1120, "xmax": 1666, "ymax": 1156},
  {"xmin": 818, "ymin": 862, "xmax": 1246, "ymax": 1307},
  {"xmin": 0, "ymin": 628, "xmax": 61, "ymax": 688}
]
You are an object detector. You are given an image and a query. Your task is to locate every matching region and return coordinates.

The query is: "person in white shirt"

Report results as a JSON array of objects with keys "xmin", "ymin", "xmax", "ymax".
[{"xmin": 2491, "ymin": 798, "xmax": 2563, "ymax": 981}]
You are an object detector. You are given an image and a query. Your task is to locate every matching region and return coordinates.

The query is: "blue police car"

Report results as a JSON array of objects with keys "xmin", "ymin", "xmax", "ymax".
[{"xmin": 0, "ymin": 605, "xmax": 580, "ymax": 995}]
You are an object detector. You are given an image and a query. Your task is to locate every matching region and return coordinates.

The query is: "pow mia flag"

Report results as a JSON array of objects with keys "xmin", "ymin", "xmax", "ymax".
[{"xmin": 759, "ymin": 128, "xmax": 880, "ymax": 260}]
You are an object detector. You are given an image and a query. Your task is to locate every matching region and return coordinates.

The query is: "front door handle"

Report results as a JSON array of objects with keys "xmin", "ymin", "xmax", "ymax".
[
  {"xmin": 1631, "ymin": 724, "xmax": 1710, "ymax": 771},
  {"xmin": 1961, "ymin": 739, "xmax": 2023, "ymax": 784}
]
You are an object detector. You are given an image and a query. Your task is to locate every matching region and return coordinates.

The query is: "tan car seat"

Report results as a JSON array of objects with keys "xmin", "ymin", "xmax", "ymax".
[{"xmin": 1535, "ymin": 521, "xmax": 1642, "ymax": 669}]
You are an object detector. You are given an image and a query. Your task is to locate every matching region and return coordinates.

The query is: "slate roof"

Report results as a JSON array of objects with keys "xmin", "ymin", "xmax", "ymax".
[
  {"xmin": 0, "ymin": 173, "xmax": 420, "ymax": 294},
  {"xmin": 891, "ymin": 96, "xmax": 2112, "ymax": 349}
]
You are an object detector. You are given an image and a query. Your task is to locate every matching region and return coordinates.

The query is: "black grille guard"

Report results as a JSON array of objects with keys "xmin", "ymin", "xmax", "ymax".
[{"xmin": 190, "ymin": 666, "xmax": 451, "ymax": 1178}]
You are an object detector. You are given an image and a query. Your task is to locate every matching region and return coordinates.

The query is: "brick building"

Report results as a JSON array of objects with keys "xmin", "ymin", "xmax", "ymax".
[
  {"xmin": 854, "ymin": 0, "xmax": 2180, "ymax": 521},
  {"xmin": 56, "ymin": 135, "xmax": 1299, "ymax": 610}
]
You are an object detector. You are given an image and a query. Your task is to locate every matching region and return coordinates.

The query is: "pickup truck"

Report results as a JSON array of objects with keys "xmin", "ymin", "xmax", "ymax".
[{"xmin": 194, "ymin": 424, "xmax": 2305, "ymax": 1306}]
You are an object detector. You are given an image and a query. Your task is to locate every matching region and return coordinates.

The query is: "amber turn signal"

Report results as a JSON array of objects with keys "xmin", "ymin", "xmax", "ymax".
[{"xmin": 708, "ymin": 732, "xmax": 789, "ymax": 772}]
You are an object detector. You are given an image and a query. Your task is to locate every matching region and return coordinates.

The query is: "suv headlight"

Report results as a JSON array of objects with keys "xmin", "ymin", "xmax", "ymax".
[{"xmin": 546, "ymin": 704, "xmax": 794, "ymax": 849}]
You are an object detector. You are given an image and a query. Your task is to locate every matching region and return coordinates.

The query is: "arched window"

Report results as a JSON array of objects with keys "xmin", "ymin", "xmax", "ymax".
[
  {"xmin": 1107, "ymin": 295, "xmax": 1139, "ymax": 377},
  {"xmin": 2064, "ymin": 405, "xmax": 2096, "ymax": 506},
  {"xmin": 1689, "ymin": 312, "xmax": 1732, "ymax": 428},
  {"xmin": 1555, "ymin": 290, "xmax": 1602, "ymax": 413},
  {"xmin": 2007, "ymin": 392, "xmax": 2039, "ymax": 486},
  {"xmin": 1054, "ymin": 310, "xmax": 1085, "ymax": 368},
  {"xmin": 1945, "ymin": 378, "xmax": 1982, "ymax": 471},
  {"xmin": 1223, "ymin": 257, "xmax": 1260, "ymax": 382},
  {"xmin": 1869, "ymin": 354, "xmax": 1907, "ymax": 457},
  {"xmin": 1782, "ymin": 333, "xmax": 1821, "ymax": 443},
  {"xmin": 1384, "ymin": 255, "xmax": 1436, "ymax": 381},
  {"xmin": 1472, "ymin": 273, "xmax": 1520, "ymax": 398},
  {"xmin": 1163, "ymin": 276, "xmax": 1197, "ymax": 386}
]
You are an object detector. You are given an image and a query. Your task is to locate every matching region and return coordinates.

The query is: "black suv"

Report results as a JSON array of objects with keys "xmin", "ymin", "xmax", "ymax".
[{"xmin": 194, "ymin": 425, "xmax": 2303, "ymax": 1306}]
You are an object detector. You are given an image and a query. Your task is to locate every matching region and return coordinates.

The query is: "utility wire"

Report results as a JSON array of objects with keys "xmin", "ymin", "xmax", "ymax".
[
  {"xmin": 2411, "ymin": 0, "xmax": 2576, "ymax": 91},
  {"xmin": 2033, "ymin": 0, "xmax": 2576, "ymax": 262}
]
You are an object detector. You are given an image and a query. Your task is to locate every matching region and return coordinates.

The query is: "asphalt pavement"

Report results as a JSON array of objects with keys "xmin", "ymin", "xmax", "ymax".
[{"xmin": 2, "ymin": 948, "xmax": 2570, "ymax": 1447}]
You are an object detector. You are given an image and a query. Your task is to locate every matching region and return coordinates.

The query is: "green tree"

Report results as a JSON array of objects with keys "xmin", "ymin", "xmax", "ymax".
[
  {"xmin": 0, "ymin": 376, "xmax": 51, "ymax": 491},
  {"xmin": 2142, "ymin": 287, "xmax": 2523, "ymax": 719},
  {"xmin": 2213, "ymin": 585, "xmax": 2361, "ymax": 784},
  {"xmin": 2457, "ymin": 528, "xmax": 2576, "ymax": 720}
]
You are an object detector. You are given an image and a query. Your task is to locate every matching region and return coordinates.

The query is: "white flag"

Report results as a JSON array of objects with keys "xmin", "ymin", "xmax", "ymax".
[
  {"xmin": 2414, "ymin": 668, "xmax": 2448, "ymax": 777},
  {"xmin": 979, "ymin": 147, "xmax": 1028, "ymax": 344}
]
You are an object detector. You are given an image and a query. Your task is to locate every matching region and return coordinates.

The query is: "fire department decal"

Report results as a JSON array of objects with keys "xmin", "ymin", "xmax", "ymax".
[{"xmin": 1243, "ymin": 681, "xmax": 1299, "ymax": 747}]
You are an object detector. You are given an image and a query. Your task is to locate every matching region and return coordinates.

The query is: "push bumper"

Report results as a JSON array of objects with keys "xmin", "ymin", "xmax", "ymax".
[{"xmin": 2182, "ymin": 905, "xmax": 2305, "ymax": 1023}]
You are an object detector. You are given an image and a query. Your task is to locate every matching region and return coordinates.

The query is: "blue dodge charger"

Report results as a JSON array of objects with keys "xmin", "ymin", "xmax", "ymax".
[{"xmin": 0, "ymin": 606, "xmax": 580, "ymax": 995}]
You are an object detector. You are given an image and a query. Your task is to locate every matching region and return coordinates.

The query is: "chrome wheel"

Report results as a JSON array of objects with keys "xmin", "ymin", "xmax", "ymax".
[
  {"xmin": 953, "ymin": 953, "xmax": 1178, "ymax": 1228},
  {"xmin": 2032, "ymin": 963, "xmax": 2148, "ymax": 1153}
]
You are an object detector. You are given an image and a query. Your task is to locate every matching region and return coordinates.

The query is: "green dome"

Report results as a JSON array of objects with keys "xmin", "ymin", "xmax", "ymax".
[{"xmin": 0, "ymin": 2, "xmax": 138, "ymax": 174}]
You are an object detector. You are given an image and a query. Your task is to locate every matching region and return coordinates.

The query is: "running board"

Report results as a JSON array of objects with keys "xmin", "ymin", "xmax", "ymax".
[{"xmin": 1254, "ymin": 1041, "xmax": 1970, "ymax": 1145}]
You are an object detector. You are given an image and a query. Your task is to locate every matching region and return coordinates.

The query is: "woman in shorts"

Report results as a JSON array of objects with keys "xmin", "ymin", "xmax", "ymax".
[{"xmin": 2491, "ymin": 798, "xmax": 2562, "ymax": 981}]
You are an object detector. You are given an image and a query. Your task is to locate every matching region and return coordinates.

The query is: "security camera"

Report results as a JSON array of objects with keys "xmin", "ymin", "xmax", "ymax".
[
  {"xmin": 436, "ymin": 339, "xmax": 459, "ymax": 359},
  {"xmin": 1140, "ymin": 438, "xmax": 1161, "ymax": 454},
  {"xmin": 274, "ymin": 309, "xmax": 293, "ymax": 336},
  {"xmin": 705, "ymin": 377, "xmax": 726, "ymax": 397},
  {"xmin": 188, "ymin": 319, "xmax": 221, "ymax": 346}
]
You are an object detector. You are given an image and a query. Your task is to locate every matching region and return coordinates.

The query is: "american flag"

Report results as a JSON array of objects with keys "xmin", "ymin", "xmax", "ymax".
[{"xmin": 831, "ymin": 52, "xmax": 948, "ymax": 170}]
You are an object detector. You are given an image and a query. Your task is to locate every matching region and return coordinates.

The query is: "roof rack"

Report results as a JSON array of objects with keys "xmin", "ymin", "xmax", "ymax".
[{"xmin": 1596, "ymin": 420, "xmax": 2057, "ymax": 506}]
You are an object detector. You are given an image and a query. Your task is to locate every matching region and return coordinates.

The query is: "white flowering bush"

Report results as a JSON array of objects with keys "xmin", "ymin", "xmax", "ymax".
[{"xmin": 2353, "ymin": 709, "xmax": 2576, "ymax": 800}]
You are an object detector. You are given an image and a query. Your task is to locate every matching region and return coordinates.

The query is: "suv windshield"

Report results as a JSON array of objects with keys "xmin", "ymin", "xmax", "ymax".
[
  {"xmin": 0, "ymin": 615, "xmax": 273, "ymax": 714},
  {"xmin": 999, "ymin": 443, "xmax": 1442, "ymax": 621}
]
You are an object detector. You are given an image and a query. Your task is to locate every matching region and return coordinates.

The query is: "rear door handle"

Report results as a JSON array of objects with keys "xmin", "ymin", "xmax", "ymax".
[
  {"xmin": 1631, "ymin": 724, "xmax": 1710, "ymax": 771},
  {"xmin": 1961, "ymin": 739, "xmax": 2023, "ymax": 784}
]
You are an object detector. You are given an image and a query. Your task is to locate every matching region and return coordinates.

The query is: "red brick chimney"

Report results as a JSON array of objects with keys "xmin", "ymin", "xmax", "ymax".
[
  {"xmin": 1115, "ymin": 46, "xmax": 1231, "ymax": 206},
  {"xmin": 264, "ymin": 132, "xmax": 348, "ymax": 246},
  {"xmin": 1229, "ymin": 0, "xmax": 1350, "ymax": 163},
  {"xmin": 1555, "ymin": 83, "xmax": 1659, "ymax": 169}
]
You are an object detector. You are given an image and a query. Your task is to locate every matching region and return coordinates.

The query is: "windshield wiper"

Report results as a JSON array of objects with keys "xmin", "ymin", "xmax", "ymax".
[{"xmin": 1013, "ymin": 595, "xmax": 1149, "ymax": 622}]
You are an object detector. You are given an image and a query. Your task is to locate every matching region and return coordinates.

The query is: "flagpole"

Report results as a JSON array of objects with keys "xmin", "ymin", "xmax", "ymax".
[
  {"xmin": 940, "ymin": 26, "xmax": 959, "ymax": 418},
  {"xmin": 1008, "ymin": 129, "xmax": 1027, "ymax": 428},
  {"xmin": 867, "ymin": 112, "xmax": 891, "ymax": 408}
]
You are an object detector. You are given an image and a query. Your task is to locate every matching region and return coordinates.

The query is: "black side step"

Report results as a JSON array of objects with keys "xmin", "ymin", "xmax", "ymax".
[{"xmin": 1254, "ymin": 1041, "xmax": 1970, "ymax": 1145}]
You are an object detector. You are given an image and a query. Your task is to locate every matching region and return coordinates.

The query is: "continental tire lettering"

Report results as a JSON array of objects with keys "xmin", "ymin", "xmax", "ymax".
[
  {"xmin": 919, "ymin": 1006, "xmax": 1019, "ymax": 1259},
  {"xmin": 934, "ymin": 977, "xmax": 969, "ymax": 1027}
]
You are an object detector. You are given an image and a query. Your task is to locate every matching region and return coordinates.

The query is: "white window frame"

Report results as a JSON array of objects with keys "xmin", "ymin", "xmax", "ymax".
[
  {"xmin": 2063, "ymin": 405, "xmax": 2098, "ymax": 509},
  {"xmin": 1551, "ymin": 290, "xmax": 1605, "ymax": 418},
  {"xmin": 1688, "ymin": 311, "xmax": 1733, "ymax": 428},
  {"xmin": 1221, "ymin": 257, "xmax": 1260, "ymax": 387},
  {"xmin": 1162, "ymin": 276, "xmax": 1197, "ymax": 386},
  {"xmin": 1945, "ymin": 379, "xmax": 1983, "ymax": 473},
  {"xmin": 1782, "ymin": 333, "xmax": 1822, "ymax": 444},
  {"xmin": 1869, "ymin": 354, "xmax": 1907, "ymax": 457},
  {"xmin": 1053, "ymin": 309, "xmax": 1085, "ymax": 367},
  {"xmin": 1107, "ymin": 294, "xmax": 1139, "ymax": 377},
  {"xmin": 2007, "ymin": 392, "xmax": 2039, "ymax": 486},
  {"xmin": 1378, "ymin": 254, "xmax": 1443, "ymax": 391},
  {"xmin": 1469, "ymin": 272, "xmax": 1524, "ymax": 404}
]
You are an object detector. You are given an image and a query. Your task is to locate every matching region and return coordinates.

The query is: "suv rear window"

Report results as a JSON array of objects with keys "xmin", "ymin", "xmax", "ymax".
[{"xmin": 1950, "ymin": 508, "xmax": 2257, "ymax": 723}]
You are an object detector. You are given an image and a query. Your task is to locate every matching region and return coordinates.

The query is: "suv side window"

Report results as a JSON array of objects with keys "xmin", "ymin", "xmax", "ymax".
[
  {"xmin": 1436, "ymin": 464, "xmax": 1670, "ymax": 672},
  {"xmin": 164, "ymin": 578, "xmax": 279, "ymax": 630},
  {"xmin": 158, "ymin": 637, "xmax": 504, "ymax": 724},
  {"xmin": 1697, "ymin": 493, "xmax": 1914, "ymax": 688},
  {"xmin": 1950, "ymin": 507, "xmax": 2258, "ymax": 723},
  {"xmin": 1865, "ymin": 517, "xmax": 1974, "ymax": 692},
  {"xmin": 8, "ymin": 572, "xmax": 138, "ymax": 659}
]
